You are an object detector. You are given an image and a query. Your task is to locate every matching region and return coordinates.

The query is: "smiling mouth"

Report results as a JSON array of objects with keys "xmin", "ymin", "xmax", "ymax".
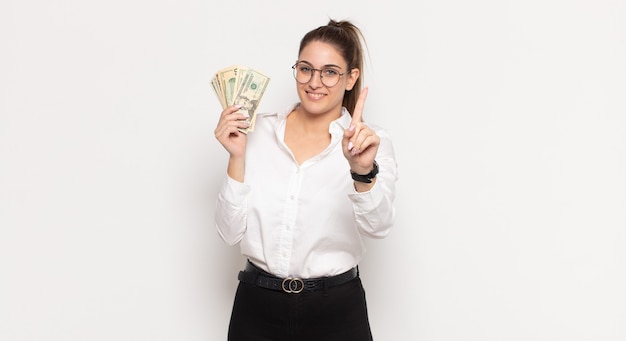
[{"xmin": 306, "ymin": 91, "xmax": 326, "ymax": 100}]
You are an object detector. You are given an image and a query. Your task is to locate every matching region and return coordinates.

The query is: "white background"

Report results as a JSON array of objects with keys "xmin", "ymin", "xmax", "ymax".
[{"xmin": 1, "ymin": 0, "xmax": 625, "ymax": 340}]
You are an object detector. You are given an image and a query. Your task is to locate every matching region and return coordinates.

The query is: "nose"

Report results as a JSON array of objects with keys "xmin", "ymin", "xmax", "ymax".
[{"xmin": 308, "ymin": 69, "xmax": 323, "ymax": 88}]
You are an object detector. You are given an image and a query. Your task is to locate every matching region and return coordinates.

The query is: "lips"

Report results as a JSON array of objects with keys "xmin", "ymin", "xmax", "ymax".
[{"xmin": 305, "ymin": 90, "xmax": 326, "ymax": 100}]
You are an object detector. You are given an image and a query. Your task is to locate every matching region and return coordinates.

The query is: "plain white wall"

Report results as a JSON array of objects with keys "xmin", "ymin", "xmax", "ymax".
[{"xmin": 1, "ymin": 0, "xmax": 625, "ymax": 340}]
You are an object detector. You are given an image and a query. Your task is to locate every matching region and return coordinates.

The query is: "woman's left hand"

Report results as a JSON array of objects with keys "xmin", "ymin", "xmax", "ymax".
[{"xmin": 342, "ymin": 87, "xmax": 380, "ymax": 175}]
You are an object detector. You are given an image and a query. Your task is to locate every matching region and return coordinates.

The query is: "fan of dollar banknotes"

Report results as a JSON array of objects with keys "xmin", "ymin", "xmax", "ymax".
[{"xmin": 210, "ymin": 65, "xmax": 270, "ymax": 134}]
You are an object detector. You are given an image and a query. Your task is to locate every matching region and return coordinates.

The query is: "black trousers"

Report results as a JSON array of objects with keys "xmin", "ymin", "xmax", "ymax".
[{"xmin": 228, "ymin": 276, "xmax": 374, "ymax": 341}]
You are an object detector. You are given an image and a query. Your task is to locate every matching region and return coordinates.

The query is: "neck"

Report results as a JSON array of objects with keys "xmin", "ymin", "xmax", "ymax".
[{"xmin": 291, "ymin": 106, "xmax": 341, "ymax": 134}]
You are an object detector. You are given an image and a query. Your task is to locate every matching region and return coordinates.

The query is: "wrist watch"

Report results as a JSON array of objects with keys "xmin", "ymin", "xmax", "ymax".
[{"xmin": 350, "ymin": 160, "xmax": 379, "ymax": 183}]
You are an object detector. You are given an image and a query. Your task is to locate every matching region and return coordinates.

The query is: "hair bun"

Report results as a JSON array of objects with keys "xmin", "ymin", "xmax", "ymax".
[{"xmin": 328, "ymin": 19, "xmax": 343, "ymax": 28}]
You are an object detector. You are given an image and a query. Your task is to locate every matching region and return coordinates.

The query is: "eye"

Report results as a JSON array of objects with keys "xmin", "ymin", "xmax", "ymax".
[
  {"xmin": 299, "ymin": 65, "xmax": 312, "ymax": 73},
  {"xmin": 323, "ymin": 68, "xmax": 340, "ymax": 76}
]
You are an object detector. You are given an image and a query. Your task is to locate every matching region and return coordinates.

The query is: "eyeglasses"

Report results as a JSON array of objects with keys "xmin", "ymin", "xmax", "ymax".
[{"xmin": 291, "ymin": 62, "xmax": 348, "ymax": 87}]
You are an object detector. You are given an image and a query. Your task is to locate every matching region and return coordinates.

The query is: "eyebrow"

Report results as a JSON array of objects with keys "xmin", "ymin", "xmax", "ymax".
[{"xmin": 297, "ymin": 60, "xmax": 344, "ymax": 70}]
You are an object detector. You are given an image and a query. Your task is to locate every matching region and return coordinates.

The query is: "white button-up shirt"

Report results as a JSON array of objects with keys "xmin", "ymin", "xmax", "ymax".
[{"xmin": 215, "ymin": 104, "xmax": 398, "ymax": 278}]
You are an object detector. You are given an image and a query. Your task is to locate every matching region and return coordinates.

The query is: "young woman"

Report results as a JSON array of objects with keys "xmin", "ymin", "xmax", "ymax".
[{"xmin": 214, "ymin": 19, "xmax": 398, "ymax": 341}]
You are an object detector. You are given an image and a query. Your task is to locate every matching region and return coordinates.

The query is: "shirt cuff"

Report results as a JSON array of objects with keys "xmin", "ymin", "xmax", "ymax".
[{"xmin": 347, "ymin": 181, "xmax": 384, "ymax": 214}]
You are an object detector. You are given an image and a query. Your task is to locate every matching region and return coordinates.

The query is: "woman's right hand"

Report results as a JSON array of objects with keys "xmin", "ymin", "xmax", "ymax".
[{"xmin": 214, "ymin": 105, "xmax": 250, "ymax": 159}]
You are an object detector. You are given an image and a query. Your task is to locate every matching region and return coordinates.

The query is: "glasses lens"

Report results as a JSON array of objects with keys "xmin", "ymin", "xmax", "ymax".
[
  {"xmin": 321, "ymin": 69, "xmax": 340, "ymax": 87},
  {"xmin": 293, "ymin": 64, "xmax": 311, "ymax": 84}
]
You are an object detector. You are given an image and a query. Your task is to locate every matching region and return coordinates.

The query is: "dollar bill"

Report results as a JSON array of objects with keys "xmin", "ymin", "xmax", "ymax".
[
  {"xmin": 210, "ymin": 76, "xmax": 226, "ymax": 109},
  {"xmin": 211, "ymin": 65, "xmax": 269, "ymax": 134},
  {"xmin": 232, "ymin": 69, "xmax": 270, "ymax": 133},
  {"xmin": 216, "ymin": 65, "xmax": 248, "ymax": 106}
]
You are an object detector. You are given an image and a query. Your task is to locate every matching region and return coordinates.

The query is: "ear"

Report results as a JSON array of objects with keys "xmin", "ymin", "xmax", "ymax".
[{"xmin": 345, "ymin": 68, "xmax": 360, "ymax": 91}]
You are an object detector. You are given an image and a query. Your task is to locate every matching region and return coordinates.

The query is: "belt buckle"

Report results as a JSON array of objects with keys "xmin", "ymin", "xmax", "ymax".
[{"xmin": 281, "ymin": 277, "xmax": 304, "ymax": 294}]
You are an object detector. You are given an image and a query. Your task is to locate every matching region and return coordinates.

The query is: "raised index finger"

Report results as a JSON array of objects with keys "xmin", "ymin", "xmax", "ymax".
[{"xmin": 350, "ymin": 87, "xmax": 369, "ymax": 125}]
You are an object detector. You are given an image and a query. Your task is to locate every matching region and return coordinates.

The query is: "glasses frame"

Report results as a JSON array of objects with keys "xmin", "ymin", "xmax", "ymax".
[{"xmin": 291, "ymin": 62, "xmax": 349, "ymax": 88}]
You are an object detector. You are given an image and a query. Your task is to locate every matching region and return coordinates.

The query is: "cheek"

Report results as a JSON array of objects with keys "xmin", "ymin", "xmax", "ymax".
[
  {"xmin": 295, "ymin": 83, "xmax": 307, "ymax": 98},
  {"xmin": 329, "ymin": 90, "xmax": 346, "ymax": 106}
]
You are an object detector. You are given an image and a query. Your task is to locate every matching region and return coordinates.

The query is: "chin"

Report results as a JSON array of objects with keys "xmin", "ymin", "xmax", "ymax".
[{"xmin": 299, "ymin": 102, "xmax": 324, "ymax": 114}]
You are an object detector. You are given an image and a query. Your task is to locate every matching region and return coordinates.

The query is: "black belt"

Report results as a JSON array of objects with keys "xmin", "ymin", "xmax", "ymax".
[{"xmin": 238, "ymin": 261, "xmax": 359, "ymax": 294}]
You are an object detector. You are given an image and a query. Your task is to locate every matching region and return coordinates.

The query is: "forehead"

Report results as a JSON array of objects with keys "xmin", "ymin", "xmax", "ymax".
[{"xmin": 298, "ymin": 41, "xmax": 347, "ymax": 67}]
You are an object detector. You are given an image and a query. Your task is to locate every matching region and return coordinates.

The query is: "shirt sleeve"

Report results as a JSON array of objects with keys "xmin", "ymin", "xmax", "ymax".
[
  {"xmin": 215, "ymin": 175, "xmax": 250, "ymax": 245},
  {"xmin": 347, "ymin": 128, "xmax": 398, "ymax": 238}
]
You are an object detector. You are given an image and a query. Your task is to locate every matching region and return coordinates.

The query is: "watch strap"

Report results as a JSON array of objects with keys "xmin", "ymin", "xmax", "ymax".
[{"xmin": 350, "ymin": 160, "xmax": 379, "ymax": 183}]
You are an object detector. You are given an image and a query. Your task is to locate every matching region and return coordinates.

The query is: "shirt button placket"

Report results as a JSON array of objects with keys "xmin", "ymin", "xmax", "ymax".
[{"xmin": 277, "ymin": 166, "xmax": 301, "ymax": 274}]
